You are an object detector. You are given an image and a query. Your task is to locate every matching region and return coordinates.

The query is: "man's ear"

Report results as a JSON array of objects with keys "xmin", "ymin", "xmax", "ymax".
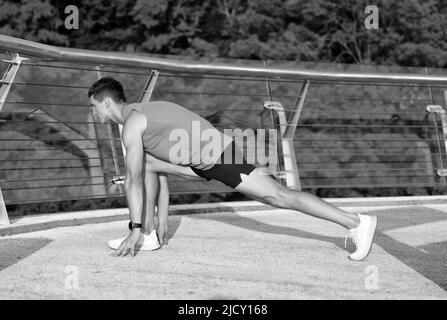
[{"xmin": 105, "ymin": 97, "xmax": 111, "ymax": 108}]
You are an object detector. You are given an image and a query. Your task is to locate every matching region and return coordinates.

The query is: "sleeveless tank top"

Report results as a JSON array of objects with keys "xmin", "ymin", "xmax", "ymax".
[{"xmin": 122, "ymin": 101, "xmax": 233, "ymax": 170}]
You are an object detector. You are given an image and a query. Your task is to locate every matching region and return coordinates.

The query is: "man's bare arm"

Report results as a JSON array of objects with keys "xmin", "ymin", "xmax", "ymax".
[
  {"xmin": 113, "ymin": 111, "xmax": 147, "ymax": 257},
  {"xmin": 122, "ymin": 112, "xmax": 146, "ymax": 225}
]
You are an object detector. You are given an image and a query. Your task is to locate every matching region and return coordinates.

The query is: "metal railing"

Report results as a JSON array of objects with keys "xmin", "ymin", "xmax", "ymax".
[
  {"xmin": 1, "ymin": 35, "xmax": 447, "ymax": 225},
  {"xmin": 2, "ymin": 35, "xmax": 447, "ymax": 84}
]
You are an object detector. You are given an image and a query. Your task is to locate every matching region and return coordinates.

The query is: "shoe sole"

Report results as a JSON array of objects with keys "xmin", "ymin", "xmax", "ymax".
[
  {"xmin": 137, "ymin": 241, "xmax": 161, "ymax": 251},
  {"xmin": 107, "ymin": 239, "xmax": 126, "ymax": 250},
  {"xmin": 107, "ymin": 237, "xmax": 160, "ymax": 251},
  {"xmin": 349, "ymin": 215, "xmax": 377, "ymax": 261},
  {"xmin": 108, "ymin": 243, "xmax": 161, "ymax": 251}
]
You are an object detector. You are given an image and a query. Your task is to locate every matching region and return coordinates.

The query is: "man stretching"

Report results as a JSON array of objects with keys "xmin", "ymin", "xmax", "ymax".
[{"xmin": 88, "ymin": 77, "xmax": 377, "ymax": 261}]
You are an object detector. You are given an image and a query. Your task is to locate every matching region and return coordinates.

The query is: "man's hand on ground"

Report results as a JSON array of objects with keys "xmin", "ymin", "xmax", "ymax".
[{"xmin": 112, "ymin": 229, "xmax": 143, "ymax": 257}]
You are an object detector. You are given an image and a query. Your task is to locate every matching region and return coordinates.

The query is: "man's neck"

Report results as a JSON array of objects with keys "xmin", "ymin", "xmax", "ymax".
[{"xmin": 116, "ymin": 102, "xmax": 130, "ymax": 124}]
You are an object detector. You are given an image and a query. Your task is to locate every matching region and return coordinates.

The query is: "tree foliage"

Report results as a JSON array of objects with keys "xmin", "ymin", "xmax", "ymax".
[
  {"xmin": 1, "ymin": 0, "xmax": 447, "ymax": 213},
  {"xmin": 0, "ymin": 0, "xmax": 445, "ymax": 67}
]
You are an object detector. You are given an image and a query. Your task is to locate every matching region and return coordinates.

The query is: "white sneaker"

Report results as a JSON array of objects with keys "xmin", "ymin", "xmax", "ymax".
[
  {"xmin": 107, "ymin": 230, "xmax": 161, "ymax": 251},
  {"xmin": 345, "ymin": 213, "xmax": 377, "ymax": 261}
]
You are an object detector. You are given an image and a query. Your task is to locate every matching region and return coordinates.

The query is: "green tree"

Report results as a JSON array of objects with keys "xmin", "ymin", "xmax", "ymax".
[{"xmin": 0, "ymin": 0, "xmax": 67, "ymax": 45}]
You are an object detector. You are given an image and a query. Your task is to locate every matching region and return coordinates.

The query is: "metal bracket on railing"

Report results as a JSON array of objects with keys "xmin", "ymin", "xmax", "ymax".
[
  {"xmin": 0, "ymin": 184, "xmax": 10, "ymax": 226},
  {"xmin": 426, "ymin": 104, "xmax": 445, "ymax": 114},
  {"xmin": 111, "ymin": 175, "xmax": 125, "ymax": 185},
  {"xmin": 262, "ymin": 81, "xmax": 309, "ymax": 190},
  {"xmin": 95, "ymin": 66, "xmax": 125, "ymax": 193},
  {"xmin": 0, "ymin": 53, "xmax": 28, "ymax": 225},
  {"xmin": 262, "ymin": 62, "xmax": 285, "ymax": 184},
  {"xmin": 0, "ymin": 53, "xmax": 28, "ymax": 111},
  {"xmin": 138, "ymin": 69, "xmax": 159, "ymax": 103},
  {"xmin": 264, "ymin": 101, "xmax": 300, "ymax": 190}
]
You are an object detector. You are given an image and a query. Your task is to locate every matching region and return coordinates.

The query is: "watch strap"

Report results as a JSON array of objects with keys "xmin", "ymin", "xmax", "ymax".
[{"xmin": 128, "ymin": 222, "xmax": 142, "ymax": 230}]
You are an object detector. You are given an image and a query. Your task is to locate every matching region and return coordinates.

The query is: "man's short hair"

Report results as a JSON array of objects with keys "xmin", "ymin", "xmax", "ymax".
[{"xmin": 88, "ymin": 76, "xmax": 127, "ymax": 102}]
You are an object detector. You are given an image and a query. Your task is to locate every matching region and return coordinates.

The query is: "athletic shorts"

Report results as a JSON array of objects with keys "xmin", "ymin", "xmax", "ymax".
[{"xmin": 190, "ymin": 141, "xmax": 256, "ymax": 188}]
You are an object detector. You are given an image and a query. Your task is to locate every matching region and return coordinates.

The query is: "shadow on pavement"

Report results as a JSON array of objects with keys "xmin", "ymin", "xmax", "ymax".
[
  {"xmin": 190, "ymin": 212, "xmax": 350, "ymax": 251},
  {"xmin": 0, "ymin": 238, "xmax": 52, "ymax": 272},
  {"xmin": 372, "ymin": 206, "xmax": 447, "ymax": 292},
  {"xmin": 166, "ymin": 215, "xmax": 183, "ymax": 243},
  {"xmin": 191, "ymin": 206, "xmax": 447, "ymax": 292}
]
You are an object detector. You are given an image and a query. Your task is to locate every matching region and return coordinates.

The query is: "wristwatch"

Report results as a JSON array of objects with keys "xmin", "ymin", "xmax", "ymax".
[{"xmin": 128, "ymin": 222, "xmax": 143, "ymax": 230}]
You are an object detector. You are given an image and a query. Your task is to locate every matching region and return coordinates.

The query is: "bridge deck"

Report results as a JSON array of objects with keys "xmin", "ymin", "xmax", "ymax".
[{"xmin": 0, "ymin": 200, "xmax": 446, "ymax": 299}]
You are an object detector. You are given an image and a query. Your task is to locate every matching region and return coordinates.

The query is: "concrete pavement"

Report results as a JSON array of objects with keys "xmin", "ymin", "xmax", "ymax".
[{"xmin": 0, "ymin": 201, "xmax": 446, "ymax": 299}]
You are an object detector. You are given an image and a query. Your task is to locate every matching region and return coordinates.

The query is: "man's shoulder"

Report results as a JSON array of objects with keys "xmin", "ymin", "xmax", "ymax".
[
  {"xmin": 123, "ymin": 107, "xmax": 147, "ymax": 134},
  {"xmin": 125, "ymin": 102, "xmax": 147, "ymax": 111},
  {"xmin": 127, "ymin": 100, "xmax": 180, "ymax": 112}
]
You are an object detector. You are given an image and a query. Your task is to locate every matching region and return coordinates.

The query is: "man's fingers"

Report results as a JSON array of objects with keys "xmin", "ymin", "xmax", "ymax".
[
  {"xmin": 112, "ymin": 245, "xmax": 123, "ymax": 257},
  {"xmin": 158, "ymin": 235, "xmax": 166, "ymax": 246},
  {"xmin": 164, "ymin": 231, "xmax": 169, "ymax": 245},
  {"xmin": 114, "ymin": 240, "xmax": 128, "ymax": 257},
  {"xmin": 119, "ymin": 245, "xmax": 130, "ymax": 257},
  {"xmin": 121, "ymin": 247, "xmax": 131, "ymax": 257},
  {"xmin": 157, "ymin": 228, "xmax": 168, "ymax": 246}
]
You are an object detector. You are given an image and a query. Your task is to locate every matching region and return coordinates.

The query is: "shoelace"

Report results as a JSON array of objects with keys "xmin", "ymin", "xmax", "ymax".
[{"xmin": 344, "ymin": 229, "xmax": 357, "ymax": 248}]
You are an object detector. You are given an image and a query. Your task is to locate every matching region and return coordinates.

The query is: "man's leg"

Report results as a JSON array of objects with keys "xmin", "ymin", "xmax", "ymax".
[
  {"xmin": 144, "ymin": 154, "xmax": 359, "ymax": 229},
  {"xmin": 144, "ymin": 154, "xmax": 200, "ymax": 178},
  {"xmin": 156, "ymin": 173, "xmax": 170, "ymax": 245},
  {"xmin": 234, "ymin": 168, "xmax": 360, "ymax": 230},
  {"xmin": 143, "ymin": 154, "xmax": 200, "ymax": 242},
  {"xmin": 142, "ymin": 158, "xmax": 159, "ymax": 235},
  {"xmin": 107, "ymin": 162, "xmax": 160, "ymax": 250}
]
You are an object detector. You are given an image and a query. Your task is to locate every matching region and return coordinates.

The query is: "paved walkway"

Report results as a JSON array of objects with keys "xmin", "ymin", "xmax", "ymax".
[{"xmin": 0, "ymin": 201, "xmax": 446, "ymax": 299}]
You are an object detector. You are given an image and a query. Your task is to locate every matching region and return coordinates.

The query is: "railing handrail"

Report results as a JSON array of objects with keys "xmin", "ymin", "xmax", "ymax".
[{"xmin": 1, "ymin": 34, "xmax": 447, "ymax": 85}]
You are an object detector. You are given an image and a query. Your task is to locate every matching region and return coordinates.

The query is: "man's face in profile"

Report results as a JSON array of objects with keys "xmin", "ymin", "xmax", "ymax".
[{"xmin": 89, "ymin": 95, "xmax": 109, "ymax": 124}]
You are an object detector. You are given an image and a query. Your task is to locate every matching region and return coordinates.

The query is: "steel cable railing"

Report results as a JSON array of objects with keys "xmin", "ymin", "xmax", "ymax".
[{"xmin": 1, "ymin": 35, "xmax": 447, "ymax": 209}]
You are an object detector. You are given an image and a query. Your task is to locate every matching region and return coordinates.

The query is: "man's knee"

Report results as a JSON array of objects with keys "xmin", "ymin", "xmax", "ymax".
[
  {"xmin": 145, "ymin": 154, "xmax": 156, "ymax": 165},
  {"xmin": 145, "ymin": 154, "xmax": 165, "ymax": 173},
  {"xmin": 261, "ymin": 189, "xmax": 290, "ymax": 208},
  {"xmin": 144, "ymin": 161, "xmax": 157, "ymax": 174}
]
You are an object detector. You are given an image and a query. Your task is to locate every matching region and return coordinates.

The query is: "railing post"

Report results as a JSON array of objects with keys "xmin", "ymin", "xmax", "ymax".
[
  {"xmin": 0, "ymin": 53, "xmax": 27, "ymax": 111},
  {"xmin": 112, "ymin": 70, "xmax": 159, "ymax": 184},
  {"xmin": 263, "ymin": 61, "xmax": 285, "ymax": 184},
  {"xmin": 0, "ymin": 184, "xmax": 9, "ymax": 226},
  {"xmin": 284, "ymin": 81, "xmax": 310, "ymax": 139},
  {"xmin": 0, "ymin": 53, "xmax": 27, "ymax": 226},
  {"xmin": 94, "ymin": 66, "xmax": 125, "ymax": 193},
  {"xmin": 118, "ymin": 70, "xmax": 159, "ymax": 159},
  {"xmin": 138, "ymin": 70, "xmax": 159, "ymax": 103},
  {"xmin": 263, "ymin": 81, "xmax": 310, "ymax": 191},
  {"xmin": 84, "ymin": 110, "xmax": 107, "ymax": 195},
  {"xmin": 263, "ymin": 101, "xmax": 299, "ymax": 190},
  {"xmin": 426, "ymin": 104, "xmax": 447, "ymax": 183}
]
